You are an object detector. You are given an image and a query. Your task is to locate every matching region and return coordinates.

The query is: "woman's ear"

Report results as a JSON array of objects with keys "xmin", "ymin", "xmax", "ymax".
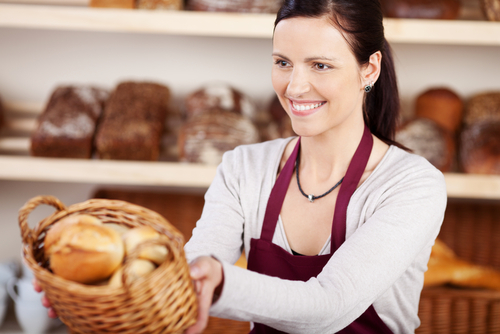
[{"xmin": 361, "ymin": 51, "xmax": 382, "ymax": 88}]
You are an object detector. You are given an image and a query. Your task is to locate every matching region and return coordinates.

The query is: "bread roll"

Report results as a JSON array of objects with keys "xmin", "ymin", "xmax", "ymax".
[
  {"xmin": 103, "ymin": 222, "xmax": 132, "ymax": 236},
  {"xmin": 108, "ymin": 259, "xmax": 156, "ymax": 288},
  {"xmin": 395, "ymin": 117, "xmax": 455, "ymax": 172},
  {"xmin": 463, "ymin": 91, "xmax": 500, "ymax": 126},
  {"xmin": 481, "ymin": 0, "xmax": 500, "ymax": 21},
  {"xmin": 415, "ymin": 87, "xmax": 463, "ymax": 133},
  {"xmin": 425, "ymin": 239, "xmax": 500, "ymax": 291},
  {"xmin": 459, "ymin": 120, "xmax": 500, "ymax": 175},
  {"xmin": 44, "ymin": 214, "xmax": 102, "ymax": 260},
  {"xmin": 122, "ymin": 226, "xmax": 168, "ymax": 265},
  {"xmin": 45, "ymin": 217, "xmax": 125, "ymax": 284},
  {"xmin": 380, "ymin": 0, "xmax": 460, "ymax": 19}
]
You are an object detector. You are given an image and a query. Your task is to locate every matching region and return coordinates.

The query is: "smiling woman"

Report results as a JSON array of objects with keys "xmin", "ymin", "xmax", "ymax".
[{"xmin": 182, "ymin": 0, "xmax": 448, "ymax": 333}]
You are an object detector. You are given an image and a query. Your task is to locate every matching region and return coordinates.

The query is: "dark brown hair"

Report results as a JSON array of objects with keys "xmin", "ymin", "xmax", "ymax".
[{"xmin": 275, "ymin": 0, "xmax": 401, "ymax": 147}]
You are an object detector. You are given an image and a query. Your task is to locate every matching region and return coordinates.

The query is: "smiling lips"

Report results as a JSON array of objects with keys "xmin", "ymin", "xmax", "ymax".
[{"xmin": 290, "ymin": 100, "xmax": 326, "ymax": 115}]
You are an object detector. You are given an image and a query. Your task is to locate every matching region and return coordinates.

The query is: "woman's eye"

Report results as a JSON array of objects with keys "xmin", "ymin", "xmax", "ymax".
[
  {"xmin": 275, "ymin": 60, "xmax": 289, "ymax": 67},
  {"xmin": 315, "ymin": 63, "xmax": 330, "ymax": 70}
]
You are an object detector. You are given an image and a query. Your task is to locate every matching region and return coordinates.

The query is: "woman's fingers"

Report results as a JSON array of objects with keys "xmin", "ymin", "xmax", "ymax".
[
  {"xmin": 32, "ymin": 278, "xmax": 59, "ymax": 319},
  {"xmin": 184, "ymin": 256, "xmax": 224, "ymax": 334}
]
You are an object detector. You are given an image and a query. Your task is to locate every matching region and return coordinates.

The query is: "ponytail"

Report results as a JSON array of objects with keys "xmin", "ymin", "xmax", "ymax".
[{"xmin": 364, "ymin": 39, "xmax": 402, "ymax": 147}]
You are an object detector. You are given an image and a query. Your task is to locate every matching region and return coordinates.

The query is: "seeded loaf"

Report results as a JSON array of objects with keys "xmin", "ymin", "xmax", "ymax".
[
  {"xmin": 30, "ymin": 85, "xmax": 108, "ymax": 159},
  {"xmin": 95, "ymin": 81, "xmax": 170, "ymax": 161}
]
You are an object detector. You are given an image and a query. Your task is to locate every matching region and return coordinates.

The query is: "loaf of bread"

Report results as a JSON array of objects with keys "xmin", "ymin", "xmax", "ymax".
[
  {"xmin": 95, "ymin": 81, "xmax": 170, "ymax": 161},
  {"xmin": 395, "ymin": 117, "xmax": 455, "ymax": 172},
  {"xmin": 186, "ymin": 0, "xmax": 282, "ymax": 13},
  {"xmin": 89, "ymin": 0, "xmax": 134, "ymax": 8},
  {"xmin": 108, "ymin": 259, "xmax": 156, "ymax": 288},
  {"xmin": 178, "ymin": 109, "xmax": 260, "ymax": 165},
  {"xmin": 31, "ymin": 86, "xmax": 108, "ymax": 159},
  {"xmin": 459, "ymin": 120, "xmax": 500, "ymax": 174},
  {"xmin": 415, "ymin": 87, "xmax": 463, "ymax": 134},
  {"xmin": 268, "ymin": 95, "xmax": 295, "ymax": 138},
  {"xmin": 463, "ymin": 91, "xmax": 500, "ymax": 126},
  {"xmin": 481, "ymin": 0, "xmax": 500, "ymax": 21},
  {"xmin": 184, "ymin": 82, "xmax": 258, "ymax": 121},
  {"xmin": 425, "ymin": 239, "xmax": 500, "ymax": 291},
  {"xmin": 380, "ymin": 0, "xmax": 461, "ymax": 19},
  {"xmin": 44, "ymin": 214, "xmax": 125, "ymax": 284},
  {"xmin": 137, "ymin": 0, "xmax": 183, "ymax": 9},
  {"xmin": 122, "ymin": 226, "xmax": 168, "ymax": 265}
]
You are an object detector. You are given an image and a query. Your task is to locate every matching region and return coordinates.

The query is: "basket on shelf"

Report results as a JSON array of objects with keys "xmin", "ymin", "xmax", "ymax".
[
  {"xmin": 417, "ymin": 200, "xmax": 500, "ymax": 334},
  {"xmin": 18, "ymin": 195, "xmax": 198, "ymax": 334}
]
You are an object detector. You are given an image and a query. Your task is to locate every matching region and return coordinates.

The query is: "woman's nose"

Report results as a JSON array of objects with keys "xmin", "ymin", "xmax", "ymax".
[{"xmin": 286, "ymin": 70, "xmax": 311, "ymax": 97}]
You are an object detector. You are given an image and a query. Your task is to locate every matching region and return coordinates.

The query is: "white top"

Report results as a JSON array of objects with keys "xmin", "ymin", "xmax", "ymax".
[{"xmin": 184, "ymin": 137, "xmax": 447, "ymax": 334}]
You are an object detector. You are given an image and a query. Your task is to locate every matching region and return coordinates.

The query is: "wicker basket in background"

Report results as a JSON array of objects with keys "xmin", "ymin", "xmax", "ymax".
[
  {"xmin": 417, "ymin": 199, "xmax": 500, "ymax": 334},
  {"xmin": 18, "ymin": 195, "xmax": 198, "ymax": 334}
]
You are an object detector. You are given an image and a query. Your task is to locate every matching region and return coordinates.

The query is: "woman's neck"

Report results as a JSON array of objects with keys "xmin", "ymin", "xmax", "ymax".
[{"xmin": 298, "ymin": 122, "xmax": 366, "ymax": 182}]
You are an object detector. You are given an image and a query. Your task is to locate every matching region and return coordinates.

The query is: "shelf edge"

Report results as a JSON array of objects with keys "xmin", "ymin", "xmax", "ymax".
[{"xmin": 0, "ymin": 156, "xmax": 217, "ymax": 188}]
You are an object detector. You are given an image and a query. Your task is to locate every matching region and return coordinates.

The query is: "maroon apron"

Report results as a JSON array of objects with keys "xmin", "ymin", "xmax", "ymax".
[{"xmin": 247, "ymin": 126, "xmax": 393, "ymax": 334}]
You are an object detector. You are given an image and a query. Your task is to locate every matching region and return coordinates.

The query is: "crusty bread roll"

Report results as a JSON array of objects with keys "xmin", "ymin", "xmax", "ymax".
[
  {"xmin": 425, "ymin": 239, "xmax": 500, "ymax": 291},
  {"xmin": 108, "ymin": 259, "xmax": 156, "ymax": 288},
  {"xmin": 415, "ymin": 87, "xmax": 463, "ymax": 134},
  {"xmin": 103, "ymin": 222, "xmax": 132, "ymax": 236},
  {"xmin": 459, "ymin": 120, "xmax": 500, "ymax": 175},
  {"xmin": 463, "ymin": 91, "xmax": 500, "ymax": 126},
  {"xmin": 395, "ymin": 117, "xmax": 455, "ymax": 172},
  {"xmin": 44, "ymin": 214, "xmax": 102, "ymax": 260},
  {"xmin": 122, "ymin": 226, "xmax": 168, "ymax": 265},
  {"xmin": 380, "ymin": 0, "xmax": 461, "ymax": 19},
  {"xmin": 45, "ymin": 215, "xmax": 125, "ymax": 284}
]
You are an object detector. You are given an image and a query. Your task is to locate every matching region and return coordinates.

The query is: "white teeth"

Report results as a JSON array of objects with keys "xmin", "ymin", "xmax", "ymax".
[{"xmin": 292, "ymin": 102, "xmax": 324, "ymax": 111}]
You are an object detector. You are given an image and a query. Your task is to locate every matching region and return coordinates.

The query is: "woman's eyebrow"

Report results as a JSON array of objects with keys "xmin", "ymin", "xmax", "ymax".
[
  {"xmin": 271, "ymin": 53, "xmax": 291, "ymax": 61},
  {"xmin": 304, "ymin": 56, "xmax": 338, "ymax": 62}
]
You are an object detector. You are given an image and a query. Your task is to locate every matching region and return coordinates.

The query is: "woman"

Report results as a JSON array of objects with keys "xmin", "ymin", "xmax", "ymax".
[
  {"xmin": 37, "ymin": 0, "xmax": 446, "ymax": 332},
  {"xmin": 185, "ymin": 0, "xmax": 447, "ymax": 333}
]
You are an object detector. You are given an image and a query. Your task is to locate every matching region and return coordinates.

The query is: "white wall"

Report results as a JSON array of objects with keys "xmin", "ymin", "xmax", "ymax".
[{"xmin": 0, "ymin": 27, "xmax": 499, "ymax": 261}]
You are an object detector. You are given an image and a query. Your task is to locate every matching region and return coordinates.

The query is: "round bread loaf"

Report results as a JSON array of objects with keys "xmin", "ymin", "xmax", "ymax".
[
  {"xmin": 108, "ymin": 259, "xmax": 156, "ymax": 288},
  {"xmin": 380, "ymin": 0, "xmax": 461, "ymax": 19},
  {"xmin": 463, "ymin": 91, "xmax": 500, "ymax": 126},
  {"xmin": 396, "ymin": 117, "xmax": 455, "ymax": 172},
  {"xmin": 184, "ymin": 82, "xmax": 257, "ymax": 121},
  {"xmin": 122, "ymin": 226, "xmax": 168, "ymax": 265},
  {"xmin": 415, "ymin": 87, "xmax": 463, "ymax": 133},
  {"xmin": 178, "ymin": 109, "xmax": 260, "ymax": 165},
  {"xmin": 45, "ymin": 215, "xmax": 125, "ymax": 284},
  {"xmin": 186, "ymin": 0, "xmax": 282, "ymax": 13},
  {"xmin": 460, "ymin": 120, "xmax": 500, "ymax": 174}
]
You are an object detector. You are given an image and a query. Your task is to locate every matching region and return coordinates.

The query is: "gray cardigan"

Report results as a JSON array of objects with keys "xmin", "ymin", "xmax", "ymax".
[{"xmin": 184, "ymin": 137, "xmax": 447, "ymax": 334}]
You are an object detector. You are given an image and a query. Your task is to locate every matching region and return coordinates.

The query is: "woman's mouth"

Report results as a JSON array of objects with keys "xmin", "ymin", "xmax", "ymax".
[{"xmin": 290, "ymin": 100, "xmax": 326, "ymax": 115}]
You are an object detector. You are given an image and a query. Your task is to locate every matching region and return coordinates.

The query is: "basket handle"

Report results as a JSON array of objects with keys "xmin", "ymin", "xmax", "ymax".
[
  {"xmin": 121, "ymin": 237, "xmax": 175, "ymax": 288},
  {"xmin": 18, "ymin": 195, "xmax": 67, "ymax": 245}
]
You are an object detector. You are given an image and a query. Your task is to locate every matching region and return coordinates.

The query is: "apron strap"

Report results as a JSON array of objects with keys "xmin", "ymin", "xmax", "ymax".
[
  {"xmin": 260, "ymin": 137, "xmax": 301, "ymax": 242},
  {"xmin": 331, "ymin": 125, "xmax": 373, "ymax": 252}
]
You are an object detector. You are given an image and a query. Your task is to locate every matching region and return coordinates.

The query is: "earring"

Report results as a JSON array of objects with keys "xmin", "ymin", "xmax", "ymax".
[{"xmin": 364, "ymin": 81, "xmax": 373, "ymax": 93}]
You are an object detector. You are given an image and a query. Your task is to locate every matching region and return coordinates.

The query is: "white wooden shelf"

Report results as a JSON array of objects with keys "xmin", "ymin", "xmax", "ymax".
[
  {"xmin": 1, "ymin": 3, "xmax": 500, "ymax": 45},
  {"xmin": 0, "ymin": 155, "xmax": 218, "ymax": 188},
  {"xmin": 0, "ymin": 156, "xmax": 498, "ymax": 198}
]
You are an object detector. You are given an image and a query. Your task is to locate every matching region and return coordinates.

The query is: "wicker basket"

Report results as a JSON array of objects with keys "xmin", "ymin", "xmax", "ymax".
[
  {"xmin": 417, "ymin": 200, "xmax": 500, "ymax": 334},
  {"xmin": 18, "ymin": 195, "xmax": 198, "ymax": 334}
]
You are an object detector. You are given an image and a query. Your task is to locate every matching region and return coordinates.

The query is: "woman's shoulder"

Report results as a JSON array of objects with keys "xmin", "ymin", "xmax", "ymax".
[
  {"xmin": 373, "ymin": 145, "xmax": 446, "ymax": 189},
  {"xmin": 226, "ymin": 137, "xmax": 295, "ymax": 164}
]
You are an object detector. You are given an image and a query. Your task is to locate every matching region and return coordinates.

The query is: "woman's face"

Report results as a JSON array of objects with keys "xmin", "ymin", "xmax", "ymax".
[{"xmin": 272, "ymin": 16, "xmax": 366, "ymax": 137}]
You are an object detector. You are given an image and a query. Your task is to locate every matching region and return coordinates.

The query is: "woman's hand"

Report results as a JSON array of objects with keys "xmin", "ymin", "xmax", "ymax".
[
  {"xmin": 32, "ymin": 278, "xmax": 58, "ymax": 319},
  {"xmin": 185, "ymin": 256, "xmax": 224, "ymax": 334}
]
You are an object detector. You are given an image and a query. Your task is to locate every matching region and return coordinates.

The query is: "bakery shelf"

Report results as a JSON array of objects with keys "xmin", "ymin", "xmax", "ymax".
[
  {"xmin": 0, "ymin": 155, "xmax": 499, "ymax": 198},
  {"xmin": 1, "ymin": 3, "xmax": 500, "ymax": 45},
  {"xmin": 0, "ymin": 155, "xmax": 217, "ymax": 187}
]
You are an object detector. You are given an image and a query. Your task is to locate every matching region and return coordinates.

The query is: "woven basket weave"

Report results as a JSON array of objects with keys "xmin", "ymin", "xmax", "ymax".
[
  {"xmin": 18, "ymin": 195, "xmax": 198, "ymax": 334},
  {"xmin": 417, "ymin": 200, "xmax": 500, "ymax": 334}
]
